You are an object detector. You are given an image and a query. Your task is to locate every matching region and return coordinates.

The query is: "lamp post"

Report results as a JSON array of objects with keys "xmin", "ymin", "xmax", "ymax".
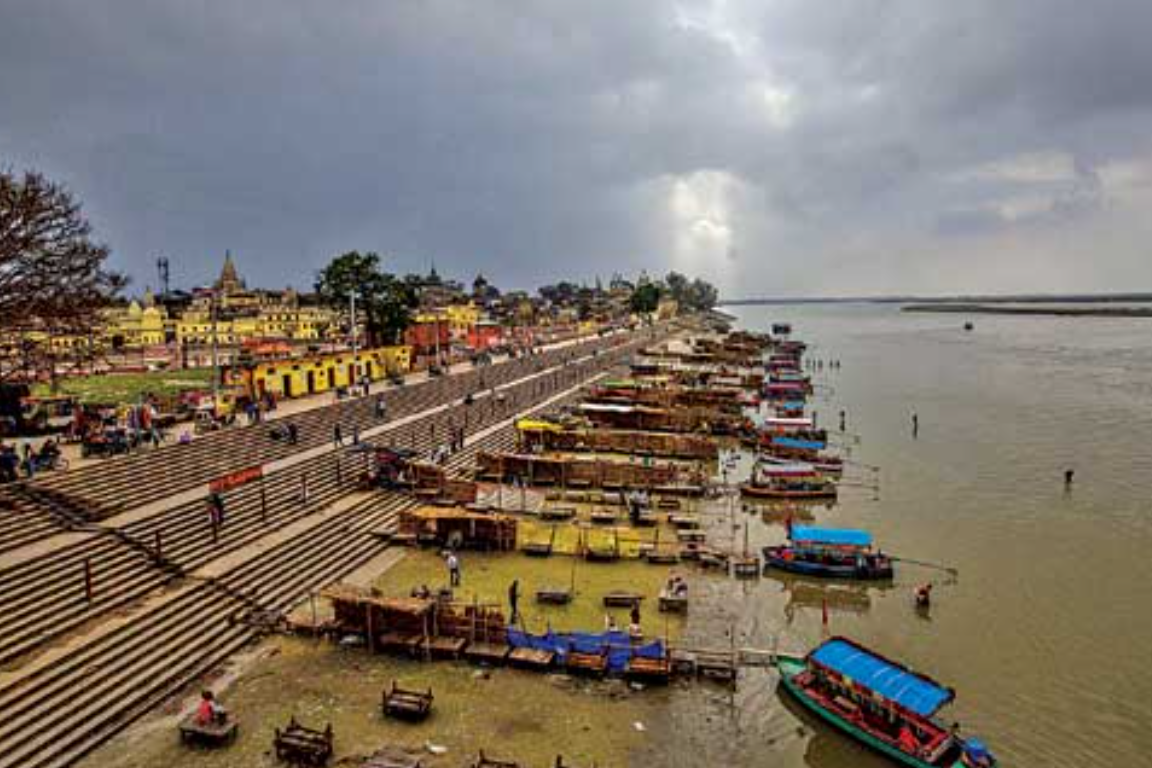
[{"xmin": 349, "ymin": 290, "xmax": 360, "ymax": 389}]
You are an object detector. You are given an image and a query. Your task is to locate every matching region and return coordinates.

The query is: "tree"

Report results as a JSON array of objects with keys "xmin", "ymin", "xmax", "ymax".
[
  {"xmin": 315, "ymin": 251, "xmax": 416, "ymax": 347},
  {"xmin": 629, "ymin": 281, "xmax": 662, "ymax": 314},
  {"xmin": 685, "ymin": 278, "xmax": 718, "ymax": 312},
  {"xmin": 664, "ymin": 271, "xmax": 690, "ymax": 304},
  {"xmin": 0, "ymin": 169, "xmax": 124, "ymax": 381}
]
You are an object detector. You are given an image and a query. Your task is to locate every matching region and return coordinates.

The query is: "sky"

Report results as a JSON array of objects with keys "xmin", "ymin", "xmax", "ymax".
[{"xmin": 2, "ymin": 0, "xmax": 1151, "ymax": 299}]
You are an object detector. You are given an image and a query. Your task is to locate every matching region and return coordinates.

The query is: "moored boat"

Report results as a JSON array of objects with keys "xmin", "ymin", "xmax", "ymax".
[
  {"xmin": 740, "ymin": 478, "xmax": 838, "ymax": 500},
  {"xmin": 763, "ymin": 525, "xmax": 893, "ymax": 580},
  {"xmin": 777, "ymin": 637, "xmax": 996, "ymax": 767}
]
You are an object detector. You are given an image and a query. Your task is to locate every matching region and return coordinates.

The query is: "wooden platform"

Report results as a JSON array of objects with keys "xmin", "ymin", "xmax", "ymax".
[
  {"xmin": 602, "ymin": 591, "xmax": 643, "ymax": 607},
  {"xmin": 382, "ymin": 681, "xmax": 434, "ymax": 721},
  {"xmin": 178, "ymin": 714, "xmax": 237, "ymax": 748},
  {"xmin": 566, "ymin": 651, "xmax": 608, "ymax": 677},
  {"xmin": 427, "ymin": 635, "xmax": 468, "ymax": 659},
  {"xmin": 508, "ymin": 647, "xmax": 555, "ymax": 670},
  {"xmin": 464, "ymin": 642, "xmax": 511, "ymax": 665},
  {"xmin": 624, "ymin": 655, "xmax": 672, "ymax": 684},
  {"xmin": 535, "ymin": 588, "xmax": 572, "ymax": 604}
]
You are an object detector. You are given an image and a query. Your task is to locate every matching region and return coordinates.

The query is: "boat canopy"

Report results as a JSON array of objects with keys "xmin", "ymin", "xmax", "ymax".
[
  {"xmin": 790, "ymin": 526, "xmax": 872, "ymax": 547},
  {"xmin": 764, "ymin": 417, "xmax": 813, "ymax": 428},
  {"xmin": 772, "ymin": 436, "xmax": 824, "ymax": 451},
  {"xmin": 810, "ymin": 638, "xmax": 954, "ymax": 717}
]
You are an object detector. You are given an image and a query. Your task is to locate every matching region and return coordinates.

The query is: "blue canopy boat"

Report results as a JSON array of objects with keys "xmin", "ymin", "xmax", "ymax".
[
  {"xmin": 777, "ymin": 637, "xmax": 996, "ymax": 767},
  {"xmin": 763, "ymin": 525, "xmax": 893, "ymax": 580}
]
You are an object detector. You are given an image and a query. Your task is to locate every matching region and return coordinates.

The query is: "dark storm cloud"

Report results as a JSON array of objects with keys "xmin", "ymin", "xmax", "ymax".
[{"xmin": 1, "ymin": 0, "xmax": 1150, "ymax": 296}]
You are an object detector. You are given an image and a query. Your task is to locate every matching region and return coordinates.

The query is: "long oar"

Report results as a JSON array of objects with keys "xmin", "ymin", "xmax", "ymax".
[{"xmin": 891, "ymin": 555, "xmax": 958, "ymax": 578}]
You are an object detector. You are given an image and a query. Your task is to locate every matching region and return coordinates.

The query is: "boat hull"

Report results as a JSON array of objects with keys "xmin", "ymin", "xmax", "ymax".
[
  {"xmin": 777, "ymin": 658, "xmax": 967, "ymax": 768},
  {"xmin": 740, "ymin": 484, "xmax": 837, "ymax": 500},
  {"xmin": 763, "ymin": 548, "xmax": 893, "ymax": 580}
]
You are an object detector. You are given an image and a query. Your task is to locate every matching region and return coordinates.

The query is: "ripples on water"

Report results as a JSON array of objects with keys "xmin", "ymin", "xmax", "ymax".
[{"xmin": 634, "ymin": 305, "xmax": 1152, "ymax": 767}]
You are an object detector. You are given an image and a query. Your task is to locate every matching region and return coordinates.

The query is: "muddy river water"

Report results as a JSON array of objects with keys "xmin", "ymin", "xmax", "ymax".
[{"xmin": 636, "ymin": 303, "xmax": 1152, "ymax": 767}]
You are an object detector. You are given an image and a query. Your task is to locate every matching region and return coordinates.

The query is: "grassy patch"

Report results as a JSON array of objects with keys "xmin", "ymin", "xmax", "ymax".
[{"xmin": 33, "ymin": 369, "xmax": 214, "ymax": 405}]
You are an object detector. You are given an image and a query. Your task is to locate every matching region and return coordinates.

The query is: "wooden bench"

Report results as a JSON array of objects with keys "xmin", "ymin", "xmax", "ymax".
[
  {"xmin": 178, "ymin": 713, "xmax": 237, "ymax": 748},
  {"xmin": 273, "ymin": 717, "xmax": 333, "ymax": 766},
  {"xmin": 382, "ymin": 680, "xmax": 434, "ymax": 721}
]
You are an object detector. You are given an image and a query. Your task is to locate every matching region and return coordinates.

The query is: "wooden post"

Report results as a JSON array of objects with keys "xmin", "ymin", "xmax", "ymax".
[
  {"xmin": 83, "ymin": 558, "xmax": 93, "ymax": 603},
  {"xmin": 365, "ymin": 603, "xmax": 376, "ymax": 653},
  {"xmin": 260, "ymin": 477, "xmax": 268, "ymax": 523},
  {"xmin": 154, "ymin": 530, "xmax": 162, "ymax": 560}
]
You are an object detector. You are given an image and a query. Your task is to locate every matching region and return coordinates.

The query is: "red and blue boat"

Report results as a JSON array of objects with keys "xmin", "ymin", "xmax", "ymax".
[
  {"xmin": 777, "ymin": 637, "xmax": 996, "ymax": 767},
  {"xmin": 763, "ymin": 525, "xmax": 893, "ymax": 580}
]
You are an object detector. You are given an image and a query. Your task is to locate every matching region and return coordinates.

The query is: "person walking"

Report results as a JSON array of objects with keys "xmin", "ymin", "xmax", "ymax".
[
  {"xmin": 333, "ymin": 422, "xmax": 343, "ymax": 448},
  {"xmin": 374, "ymin": 394, "xmax": 387, "ymax": 420},
  {"xmin": 446, "ymin": 551, "xmax": 461, "ymax": 586},
  {"xmin": 508, "ymin": 579, "xmax": 520, "ymax": 623},
  {"xmin": 207, "ymin": 492, "xmax": 226, "ymax": 529}
]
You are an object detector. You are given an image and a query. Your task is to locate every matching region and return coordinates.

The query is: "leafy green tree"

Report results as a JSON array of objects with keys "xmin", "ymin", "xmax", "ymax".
[
  {"xmin": 629, "ymin": 281, "xmax": 662, "ymax": 314},
  {"xmin": 315, "ymin": 251, "xmax": 416, "ymax": 346}
]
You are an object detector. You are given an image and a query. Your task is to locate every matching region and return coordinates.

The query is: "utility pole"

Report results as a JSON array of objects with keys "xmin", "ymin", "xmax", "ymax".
[
  {"xmin": 210, "ymin": 290, "xmax": 220, "ymax": 413},
  {"xmin": 349, "ymin": 290, "xmax": 359, "ymax": 384}
]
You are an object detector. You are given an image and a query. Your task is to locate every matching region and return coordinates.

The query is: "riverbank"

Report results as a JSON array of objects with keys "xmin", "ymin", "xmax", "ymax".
[{"xmin": 902, "ymin": 302, "xmax": 1152, "ymax": 317}]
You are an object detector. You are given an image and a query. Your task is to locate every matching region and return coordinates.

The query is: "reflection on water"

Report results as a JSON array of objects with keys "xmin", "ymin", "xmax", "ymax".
[{"xmin": 634, "ymin": 304, "xmax": 1152, "ymax": 767}]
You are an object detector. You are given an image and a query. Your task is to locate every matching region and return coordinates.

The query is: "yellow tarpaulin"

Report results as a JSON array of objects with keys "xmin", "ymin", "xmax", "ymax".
[{"xmin": 516, "ymin": 418, "xmax": 564, "ymax": 433}]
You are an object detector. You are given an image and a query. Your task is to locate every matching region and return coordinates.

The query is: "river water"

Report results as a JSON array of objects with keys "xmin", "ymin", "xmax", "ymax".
[{"xmin": 637, "ymin": 303, "xmax": 1152, "ymax": 767}]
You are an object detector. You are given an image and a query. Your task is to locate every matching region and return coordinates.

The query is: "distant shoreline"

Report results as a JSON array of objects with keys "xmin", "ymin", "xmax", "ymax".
[{"xmin": 902, "ymin": 303, "xmax": 1152, "ymax": 318}]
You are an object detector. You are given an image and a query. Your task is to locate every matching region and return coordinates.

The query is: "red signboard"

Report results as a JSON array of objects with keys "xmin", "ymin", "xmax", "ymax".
[{"xmin": 209, "ymin": 465, "xmax": 264, "ymax": 494}]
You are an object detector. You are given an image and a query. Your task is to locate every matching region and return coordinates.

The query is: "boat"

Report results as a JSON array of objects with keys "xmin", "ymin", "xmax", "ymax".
[
  {"xmin": 760, "ymin": 453, "xmax": 843, "ymax": 476},
  {"xmin": 763, "ymin": 525, "xmax": 893, "ymax": 580},
  {"xmin": 740, "ymin": 467, "xmax": 838, "ymax": 500},
  {"xmin": 777, "ymin": 637, "xmax": 996, "ymax": 767}
]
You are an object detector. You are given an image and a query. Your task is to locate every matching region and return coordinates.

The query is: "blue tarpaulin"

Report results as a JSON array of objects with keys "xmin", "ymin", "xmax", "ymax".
[
  {"xmin": 771, "ymin": 436, "xmax": 824, "ymax": 451},
  {"xmin": 790, "ymin": 526, "xmax": 872, "ymax": 547},
  {"xmin": 811, "ymin": 639, "xmax": 953, "ymax": 716},
  {"xmin": 506, "ymin": 628, "xmax": 665, "ymax": 672}
]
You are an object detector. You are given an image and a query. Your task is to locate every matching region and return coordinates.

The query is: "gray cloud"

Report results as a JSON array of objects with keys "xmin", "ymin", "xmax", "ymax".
[{"xmin": 1, "ymin": 0, "xmax": 1150, "ymax": 297}]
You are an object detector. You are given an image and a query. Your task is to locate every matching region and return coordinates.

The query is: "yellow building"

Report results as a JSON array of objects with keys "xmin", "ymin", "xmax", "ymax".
[
  {"xmin": 444, "ymin": 303, "xmax": 480, "ymax": 340},
  {"xmin": 239, "ymin": 346, "xmax": 412, "ymax": 399},
  {"xmin": 103, "ymin": 294, "xmax": 169, "ymax": 348}
]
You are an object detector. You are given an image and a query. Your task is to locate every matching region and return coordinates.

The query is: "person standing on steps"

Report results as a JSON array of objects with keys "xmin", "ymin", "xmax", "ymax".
[
  {"xmin": 1064, "ymin": 468, "xmax": 1075, "ymax": 487},
  {"xmin": 287, "ymin": 422, "xmax": 298, "ymax": 445},
  {"xmin": 333, "ymin": 422, "xmax": 343, "ymax": 448},
  {"xmin": 375, "ymin": 393, "xmax": 387, "ymax": 420}
]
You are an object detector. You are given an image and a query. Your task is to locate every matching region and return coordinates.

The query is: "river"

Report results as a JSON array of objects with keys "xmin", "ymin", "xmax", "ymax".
[{"xmin": 636, "ymin": 303, "xmax": 1152, "ymax": 767}]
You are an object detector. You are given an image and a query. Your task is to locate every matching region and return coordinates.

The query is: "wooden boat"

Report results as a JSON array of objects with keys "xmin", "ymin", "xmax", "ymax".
[
  {"xmin": 764, "ymin": 526, "xmax": 893, "ymax": 580},
  {"xmin": 740, "ymin": 479, "xmax": 838, "ymax": 500},
  {"xmin": 382, "ymin": 680, "xmax": 434, "ymax": 721},
  {"xmin": 777, "ymin": 637, "xmax": 996, "ymax": 767}
]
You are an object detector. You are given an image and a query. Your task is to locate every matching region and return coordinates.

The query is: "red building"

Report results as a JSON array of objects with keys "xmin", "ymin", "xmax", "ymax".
[
  {"xmin": 467, "ymin": 321, "xmax": 504, "ymax": 351},
  {"xmin": 405, "ymin": 319, "xmax": 451, "ymax": 358}
]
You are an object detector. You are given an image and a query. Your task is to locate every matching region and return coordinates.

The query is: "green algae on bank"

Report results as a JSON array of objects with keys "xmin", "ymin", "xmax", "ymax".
[
  {"xmin": 82, "ymin": 635, "xmax": 668, "ymax": 768},
  {"xmin": 374, "ymin": 546, "xmax": 687, "ymax": 640}
]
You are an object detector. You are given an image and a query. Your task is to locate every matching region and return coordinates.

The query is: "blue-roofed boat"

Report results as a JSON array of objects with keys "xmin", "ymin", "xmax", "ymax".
[
  {"xmin": 777, "ymin": 637, "xmax": 997, "ymax": 767},
  {"xmin": 764, "ymin": 525, "xmax": 893, "ymax": 580}
]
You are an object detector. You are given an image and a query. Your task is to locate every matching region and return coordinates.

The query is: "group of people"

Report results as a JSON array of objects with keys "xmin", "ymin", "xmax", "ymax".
[
  {"xmin": 604, "ymin": 602, "xmax": 645, "ymax": 640},
  {"xmin": 0, "ymin": 438, "xmax": 62, "ymax": 481}
]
